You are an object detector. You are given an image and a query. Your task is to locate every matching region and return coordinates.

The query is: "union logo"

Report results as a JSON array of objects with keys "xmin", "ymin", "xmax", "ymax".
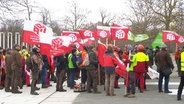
[
  {"xmin": 84, "ymin": 30, "xmax": 92, "ymax": 37},
  {"xmin": 100, "ymin": 31, "xmax": 107, "ymax": 38},
  {"xmin": 69, "ymin": 34, "xmax": 77, "ymax": 42},
  {"xmin": 51, "ymin": 38, "xmax": 63, "ymax": 50},
  {"xmin": 33, "ymin": 24, "xmax": 46, "ymax": 35},
  {"xmin": 166, "ymin": 33, "xmax": 175, "ymax": 40},
  {"xmin": 178, "ymin": 36, "xmax": 184, "ymax": 43},
  {"xmin": 115, "ymin": 30, "xmax": 125, "ymax": 39}
]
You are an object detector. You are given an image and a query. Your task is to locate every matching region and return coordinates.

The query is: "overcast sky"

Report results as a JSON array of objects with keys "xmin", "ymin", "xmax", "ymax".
[{"xmin": 34, "ymin": 0, "xmax": 130, "ymax": 23}]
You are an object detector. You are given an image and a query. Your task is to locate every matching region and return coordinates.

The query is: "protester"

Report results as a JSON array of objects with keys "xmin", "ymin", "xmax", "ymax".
[
  {"xmin": 86, "ymin": 45, "xmax": 100, "ymax": 93},
  {"xmin": 174, "ymin": 47, "xmax": 181, "ymax": 77},
  {"xmin": 30, "ymin": 46, "xmax": 42, "ymax": 95},
  {"xmin": 54, "ymin": 54, "xmax": 67, "ymax": 92},
  {"xmin": 134, "ymin": 44, "xmax": 149, "ymax": 93},
  {"xmin": 177, "ymin": 46, "xmax": 184, "ymax": 101},
  {"xmin": 155, "ymin": 44, "xmax": 174, "ymax": 93},
  {"xmin": 41, "ymin": 54, "xmax": 50, "ymax": 88},
  {"xmin": 103, "ymin": 45, "xmax": 118, "ymax": 96},
  {"xmin": 68, "ymin": 49, "xmax": 78, "ymax": 89},
  {"xmin": 4, "ymin": 48, "xmax": 12, "ymax": 92},
  {"xmin": 11, "ymin": 44, "xmax": 22, "ymax": 94}
]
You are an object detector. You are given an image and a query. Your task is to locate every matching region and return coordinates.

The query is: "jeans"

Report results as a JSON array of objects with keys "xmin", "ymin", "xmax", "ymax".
[
  {"xmin": 41, "ymin": 67, "xmax": 47, "ymax": 85},
  {"xmin": 177, "ymin": 75, "xmax": 184, "ymax": 99},
  {"xmin": 69, "ymin": 68, "xmax": 76, "ymax": 88},
  {"xmin": 81, "ymin": 67, "xmax": 87, "ymax": 84},
  {"xmin": 158, "ymin": 72, "xmax": 170, "ymax": 92}
]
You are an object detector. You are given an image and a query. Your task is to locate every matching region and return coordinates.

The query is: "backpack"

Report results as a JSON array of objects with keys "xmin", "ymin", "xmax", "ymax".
[
  {"xmin": 82, "ymin": 53, "xmax": 89, "ymax": 66},
  {"xmin": 26, "ymin": 56, "xmax": 33, "ymax": 70},
  {"xmin": 76, "ymin": 52, "xmax": 83, "ymax": 66}
]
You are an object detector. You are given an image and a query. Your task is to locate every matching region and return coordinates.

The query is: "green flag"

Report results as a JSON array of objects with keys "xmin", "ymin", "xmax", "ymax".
[
  {"xmin": 128, "ymin": 31, "xmax": 135, "ymax": 41},
  {"xmin": 151, "ymin": 32, "xmax": 164, "ymax": 49},
  {"xmin": 134, "ymin": 34, "xmax": 149, "ymax": 42}
]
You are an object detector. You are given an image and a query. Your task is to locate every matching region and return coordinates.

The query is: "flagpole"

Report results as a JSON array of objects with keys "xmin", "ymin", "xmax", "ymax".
[
  {"xmin": 113, "ymin": 40, "xmax": 116, "ymax": 46},
  {"xmin": 97, "ymin": 38, "xmax": 101, "ymax": 92}
]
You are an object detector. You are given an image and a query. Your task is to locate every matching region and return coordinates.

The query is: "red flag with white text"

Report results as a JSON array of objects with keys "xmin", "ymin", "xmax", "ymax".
[
  {"xmin": 162, "ymin": 30, "xmax": 178, "ymax": 43},
  {"xmin": 111, "ymin": 27, "xmax": 129, "ymax": 40},
  {"xmin": 22, "ymin": 20, "xmax": 53, "ymax": 44},
  {"xmin": 40, "ymin": 35, "xmax": 73, "ymax": 56},
  {"xmin": 96, "ymin": 26, "xmax": 111, "ymax": 39}
]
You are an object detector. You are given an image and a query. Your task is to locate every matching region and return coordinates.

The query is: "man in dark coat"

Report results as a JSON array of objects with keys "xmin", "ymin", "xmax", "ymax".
[
  {"xmin": 54, "ymin": 54, "xmax": 67, "ymax": 92},
  {"xmin": 30, "ymin": 46, "xmax": 42, "ymax": 95},
  {"xmin": 155, "ymin": 44, "xmax": 174, "ymax": 93},
  {"xmin": 5, "ymin": 48, "xmax": 13, "ymax": 92},
  {"xmin": 11, "ymin": 44, "xmax": 22, "ymax": 94}
]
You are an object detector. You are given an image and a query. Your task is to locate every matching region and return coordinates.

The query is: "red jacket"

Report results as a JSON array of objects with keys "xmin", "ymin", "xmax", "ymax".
[{"xmin": 103, "ymin": 53, "xmax": 118, "ymax": 67}]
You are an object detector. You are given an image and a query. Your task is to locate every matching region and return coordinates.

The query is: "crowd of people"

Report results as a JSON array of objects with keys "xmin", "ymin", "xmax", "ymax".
[{"xmin": 0, "ymin": 43, "xmax": 183, "ymax": 101}]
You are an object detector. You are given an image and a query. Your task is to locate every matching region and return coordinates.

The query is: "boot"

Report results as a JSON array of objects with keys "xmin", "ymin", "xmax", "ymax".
[{"xmin": 12, "ymin": 90, "xmax": 22, "ymax": 94}]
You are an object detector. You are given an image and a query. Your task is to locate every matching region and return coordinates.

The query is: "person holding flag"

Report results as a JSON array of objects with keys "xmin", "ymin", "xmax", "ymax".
[{"xmin": 123, "ymin": 46, "xmax": 136, "ymax": 98}]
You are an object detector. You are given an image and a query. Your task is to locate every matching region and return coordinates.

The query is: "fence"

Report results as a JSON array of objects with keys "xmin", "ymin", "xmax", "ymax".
[{"xmin": 0, "ymin": 32, "xmax": 24, "ymax": 49}]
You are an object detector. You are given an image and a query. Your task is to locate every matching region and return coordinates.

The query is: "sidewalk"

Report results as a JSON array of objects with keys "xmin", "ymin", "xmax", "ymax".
[{"xmin": 0, "ymin": 81, "xmax": 79, "ymax": 104}]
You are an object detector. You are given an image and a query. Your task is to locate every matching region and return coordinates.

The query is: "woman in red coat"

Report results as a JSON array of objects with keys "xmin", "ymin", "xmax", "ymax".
[{"xmin": 103, "ymin": 45, "xmax": 118, "ymax": 96}]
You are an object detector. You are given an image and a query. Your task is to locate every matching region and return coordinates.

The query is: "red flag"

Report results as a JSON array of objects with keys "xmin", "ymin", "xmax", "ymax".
[
  {"xmin": 62, "ymin": 31, "xmax": 81, "ymax": 43},
  {"xmin": 78, "ymin": 29, "xmax": 96, "ymax": 39},
  {"xmin": 81, "ymin": 38, "xmax": 95, "ymax": 46},
  {"xmin": 40, "ymin": 35, "xmax": 73, "ymax": 56},
  {"xmin": 22, "ymin": 20, "xmax": 53, "ymax": 44},
  {"xmin": 112, "ymin": 23, "xmax": 121, "ymax": 27},
  {"xmin": 162, "ymin": 30, "xmax": 178, "ymax": 43},
  {"xmin": 115, "ymin": 56, "xmax": 127, "ymax": 78},
  {"xmin": 177, "ymin": 35, "xmax": 184, "ymax": 44},
  {"xmin": 96, "ymin": 26, "xmax": 111, "ymax": 39},
  {"xmin": 111, "ymin": 27, "xmax": 129, "ymax": 40},
  {"xmin": 97, "ymin": 41, "xmax": 106, "ymax": 67}
]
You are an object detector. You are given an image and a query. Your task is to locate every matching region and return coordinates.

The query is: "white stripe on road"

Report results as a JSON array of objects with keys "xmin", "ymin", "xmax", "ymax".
[{"xmin": 119, "ymin": 82, "xmax": 180, "ymax": 85}]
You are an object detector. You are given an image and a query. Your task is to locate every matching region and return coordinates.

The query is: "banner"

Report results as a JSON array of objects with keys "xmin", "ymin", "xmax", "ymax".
[
  {"xmin": 151, "ymin": 32, "xmax": 164, "ymax": 49},
  {"xmin": 40, "ymin": 35, "xmax": 73, "ymax": 56},
  {"xmin": 78, "ymin": 30, "xmax": 97, "ymax": 39},
  {"xmin": 96, "ymin": 26, "xmax": 111, "ymax": 39},
  {"xmin": 22, "ymin": 20, "xmax": 53, "ymax": 44},
  {"xmin": 111, "ymin": 27, "xmax": 129, "ymax": 40},
  {"xmin": 147, "ymin": 67, "xmax": 159, "ymax": 79}
]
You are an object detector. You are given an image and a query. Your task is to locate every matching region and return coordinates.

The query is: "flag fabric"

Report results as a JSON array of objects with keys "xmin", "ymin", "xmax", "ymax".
[
  {"xmin": 177, "ymin": 35, "xmax": 184, "ymax": 44},
  {"xmin": 22, "ymin": 20, "xmax": 53, "ymax": 44},
  {"xmin": 78, "ymin": 29, "xmax": 96, "ymax": 39},
  {"xmin": 162, "ymin": 30, "xmax": 178, "ymax": 43},
  {"xmin": 133, "ymin": 34, "xmax": 149, "ymax": 42},
  {"xmin": 128, "ymin": 31, "xmax": 135, "ymax": 41},
  {"xmin": 96, "ymin": 26, "xmax": 111, "ymax": 39},
  {"xmin": 151, "ymin": 32, "xmax": 164, "ymax": 49},
  {"xmin": 40, "ymin": 35, "xmax": 73, "ymax": 56},
  {"xmin": 81, "ymin": 38, "xmax": 95, "ymax": 46},
  {"xmin": 111, "ymin": 27, "xmax": 129, "ymax": 40},
  {"xmin": 115, "ymin": 56, "xmax": 127, "ymax": 78},
  {"xmin": 62, "ymin": 31, "xmax": 81, "ymax": 43},
  {"xmin": 97, "ymin": 41, "xmax": 106, "ymax": 67}
]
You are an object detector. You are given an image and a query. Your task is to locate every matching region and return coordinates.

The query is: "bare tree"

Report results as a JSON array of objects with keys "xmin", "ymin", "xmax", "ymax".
[
  {"xmin": 39, "ymin": 7, "xmax": 51, "ymax": 25},
  {"xmin": 99, "ymin": 8, "xmax": 116, "ymax": 26},
  {"xmin": 145, "ymin": 0, "xmax": 182, "ymax": 30},
  {"xmin": 62, "ymin": 0, "xmax": 91, "ymax": 31},
  {"xmin": 0, "ymin": 0, "xmax": 39, "ymax": 21}
]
